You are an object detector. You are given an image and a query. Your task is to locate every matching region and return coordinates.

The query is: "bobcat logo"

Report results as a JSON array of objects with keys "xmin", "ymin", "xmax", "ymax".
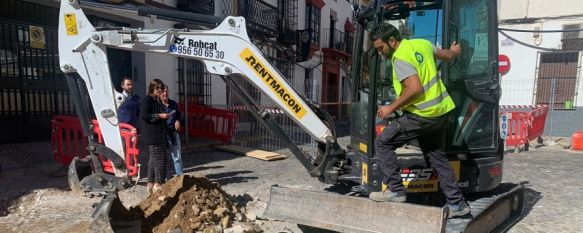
[{"xmin": 173, "ymin": 36, "xmax": 185, "ymax": 45}]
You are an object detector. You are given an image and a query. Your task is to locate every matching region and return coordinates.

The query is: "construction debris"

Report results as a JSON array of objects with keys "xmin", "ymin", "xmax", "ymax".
[
  {"xmin": 130, "ymin": 175, "xmax": 261, "ymax": 233},
  {"xmin": 216, "ymin": 145, "xmax": 288, "ymax": 161}
]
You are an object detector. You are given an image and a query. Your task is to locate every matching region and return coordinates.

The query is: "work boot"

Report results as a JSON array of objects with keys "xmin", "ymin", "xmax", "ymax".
[
  {"xmin": 448, "ymin": 200, "xmax": 471, "ymax": 218},
  {"xmin": 369, "ymin": 190, "xmax": 406, "ymax": 203}
]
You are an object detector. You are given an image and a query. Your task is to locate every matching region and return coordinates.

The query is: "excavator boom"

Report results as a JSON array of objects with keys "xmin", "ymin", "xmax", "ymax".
[{"xmin": 58, "ymin": 0, "xmax": 525, "ymax": 232}]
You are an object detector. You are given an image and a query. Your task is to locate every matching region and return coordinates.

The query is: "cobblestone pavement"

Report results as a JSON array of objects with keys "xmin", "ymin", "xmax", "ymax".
[
  {"xmin": 503, "ymin": 146, "xmax": 583, "ymax": 233},
  {"xmin": 1, "ymin": 140, "xmax": 583, "ymax": 232}
]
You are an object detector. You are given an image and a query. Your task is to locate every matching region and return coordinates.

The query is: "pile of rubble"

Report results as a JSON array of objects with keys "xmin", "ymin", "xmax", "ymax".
[{"xmin": 130, "ymin": 175, "xmax": 262, "ymax": 233}]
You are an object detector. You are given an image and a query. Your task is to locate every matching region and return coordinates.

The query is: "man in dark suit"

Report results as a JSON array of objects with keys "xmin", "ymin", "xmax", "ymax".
[{"xmin": 118, "ymin": 77, "xmax": 140, "ymax": 128}]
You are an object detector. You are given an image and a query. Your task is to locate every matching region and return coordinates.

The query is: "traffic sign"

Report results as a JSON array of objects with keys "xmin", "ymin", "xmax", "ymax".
[{"xmin": 499, "ymin": 55, "xmax": 510, "ymax": 75}]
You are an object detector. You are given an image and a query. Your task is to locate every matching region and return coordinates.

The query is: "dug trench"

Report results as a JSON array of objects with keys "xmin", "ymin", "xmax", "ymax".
[{"xmin": 127, "ymin": 175, "xmax": 262, "ymax": 233}]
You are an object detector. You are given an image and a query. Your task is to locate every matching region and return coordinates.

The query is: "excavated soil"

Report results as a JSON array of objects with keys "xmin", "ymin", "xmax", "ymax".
[{"xmin": 130, "ymin": 175, "xmax": 261, "ymax": 233}]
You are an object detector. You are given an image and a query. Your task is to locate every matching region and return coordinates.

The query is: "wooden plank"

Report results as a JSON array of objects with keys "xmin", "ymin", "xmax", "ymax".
[{"xmin": 216, "ymin": 145, "xmax": 288, "ymax": 161}]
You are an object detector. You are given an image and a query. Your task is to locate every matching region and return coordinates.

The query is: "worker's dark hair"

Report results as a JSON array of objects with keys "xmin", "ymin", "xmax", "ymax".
[
  {"xmin": 370, "ymin": 23, "xmax": 402, "ymax": 43},
  {"xmin": 120, "ymin": 76, "xmax": 132, "ymax": 86},
  {"xmin": 148, "ymin": 79, "xmax": 165, "ymax": 98}
]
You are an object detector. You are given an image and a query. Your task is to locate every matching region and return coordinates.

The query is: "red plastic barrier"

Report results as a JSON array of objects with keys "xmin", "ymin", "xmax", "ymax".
[
  {"xmin": 91, "ymin": 120, "xmax": 140, "ymax": 177},
  {"xmin": 51, "ymin": 116, "xmax": 88, "ymax": 166},
  {"xmin": 526, "ymin": 106, "xmax": 549, "ymax": 141},
  {"xmin": 51, "ymin": 115, "xmax": 140, "ymax": 177},
  {"xmin": 503, "ymin": 111, "xmax": 530, "ymax": 148},
  {"xmin": 500, "ymin": 105, "xmax": 549, "ymax": 151},
  {"xmin": 180, "ymin": 103, "xmax": 237, "ymax": 142}
]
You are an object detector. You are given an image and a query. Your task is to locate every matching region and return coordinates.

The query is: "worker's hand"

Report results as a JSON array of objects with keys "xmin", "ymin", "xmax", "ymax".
[
  {"xmin": 450, "ymin": 41, "xmax": 462, "ymax": 57},
  {"xmin": 377, "ymin": 105, "xmax": 396, "ymax": 119},
  {"xmin": 159, "ymin": 113, "xmax": 169, "ymax": 119},
  {"xmin": 175, "ymin": 121, "xmax": 181, "ymax": 131}
]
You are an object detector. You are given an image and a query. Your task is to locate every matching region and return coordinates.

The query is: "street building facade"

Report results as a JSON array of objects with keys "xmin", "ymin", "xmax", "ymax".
[{"xmin": 498, "ymin": 0, "xmax": 583, "ymax": 136}]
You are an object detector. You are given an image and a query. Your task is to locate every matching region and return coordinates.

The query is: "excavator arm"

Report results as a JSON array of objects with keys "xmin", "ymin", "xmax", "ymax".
[
  {"xmin": 59, "ymin": 0, "xmax": 351, "ymax": 231},
  {"xmin": 58, "ymin": 1, "xmax": 525, "ymax": 233},
  {"xmin": 59, "ymin": 0, "xmax": 344, "ymax": 195}
]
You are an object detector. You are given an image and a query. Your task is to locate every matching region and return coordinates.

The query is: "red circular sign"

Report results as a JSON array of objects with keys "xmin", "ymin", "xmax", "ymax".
[{"xmin": 499, "ymin": 55, "xmax": 510, "ymax": 75}]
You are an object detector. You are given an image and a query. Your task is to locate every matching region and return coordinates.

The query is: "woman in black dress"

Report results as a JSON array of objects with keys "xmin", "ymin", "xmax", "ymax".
[{"xmin": 140, "ymin": 79, "xmax": 171, "ymax": 194}]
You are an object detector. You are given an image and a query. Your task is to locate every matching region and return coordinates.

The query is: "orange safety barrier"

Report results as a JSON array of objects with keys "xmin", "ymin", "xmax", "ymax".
[
  {"xmin": 500, "ymin": 105, "xmax": 549, "ymax": 151},
  {"xmin": 91, "ymin": 120, "xmax": 140, "ymax": 177},
  {"xmin": 572, "ymin": 131, "xmax": 583, "ymax": 151},
  {"xmin": 51, "ymin": 115, "xmax": 88, "ymax": 166},
  {"xmin": 503, "ymin": 111, "xmax": 530, "ymax": 148},
  {"xmin": 51, "ymin": 115, "xmax": 140, "ymax": 177},
  {"xmin": 179, "ymin": 103, "xmax": 238, "ymax": 143},
  {"xmin": 527, "ymin": 106, "xmax": 549, "ymax": 141}
]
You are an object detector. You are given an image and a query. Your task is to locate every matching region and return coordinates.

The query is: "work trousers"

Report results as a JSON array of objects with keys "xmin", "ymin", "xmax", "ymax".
[{"xmin": 375, "ymin": 112, "xmax": 463, "ymax": 204}]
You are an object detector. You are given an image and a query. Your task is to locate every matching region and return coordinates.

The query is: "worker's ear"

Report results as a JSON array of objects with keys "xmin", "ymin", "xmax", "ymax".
[{"xmin": 389, "ymin": 37, "xmax": 397, "ymax": 48}]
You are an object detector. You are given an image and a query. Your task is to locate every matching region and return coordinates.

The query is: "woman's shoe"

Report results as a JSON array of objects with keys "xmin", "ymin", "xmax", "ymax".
[
  {"xmin": 153, "ymin": 183, "xmax": 162, "ymax": 193},
  {"xmin": 147, "ymin": 183, "xmax": 153, "ymax": 195}
]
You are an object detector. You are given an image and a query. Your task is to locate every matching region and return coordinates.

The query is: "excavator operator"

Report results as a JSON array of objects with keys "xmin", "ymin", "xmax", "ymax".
[{"xmin": 367, "ymin": 23, "xmax": 470, "ymax": 218}]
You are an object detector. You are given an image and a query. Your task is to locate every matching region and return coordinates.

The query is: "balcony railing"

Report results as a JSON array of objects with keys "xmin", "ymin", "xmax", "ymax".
[
  {"xmin": 237, "ymin": 0, "xmax": 279, "ymax": 36},
  {"xmin": 322, "ymin": 28, "xmax": 354, "ymax": 54},
  {"xmin": 176, "ymin": 0, "xmax": 215, "ymax": 15}
]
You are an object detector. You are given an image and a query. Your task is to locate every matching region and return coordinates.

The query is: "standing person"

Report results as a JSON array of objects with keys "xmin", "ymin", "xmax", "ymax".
[
  {"xmin": 118, "ymin": 77, "xmax": 140, "ymax": 128},
  {"xmin": 367, "ymin": 23, "xmax": 470, "ymax": 218},
  {"xmin": 140, "ymin": 79, "xmax": 171, "ymax": 194},
  {"xmin": 160, "ymin": 85, "xmax": 184, "ymax": 176}
]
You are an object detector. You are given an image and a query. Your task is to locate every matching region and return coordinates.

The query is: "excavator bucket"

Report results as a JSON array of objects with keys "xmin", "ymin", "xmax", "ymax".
[
  {"xmin": 263, "ymin": 186, "xmax": 448, "ymax": 233},
  {"xmin": 68, "ymin": 155, "xmax": 140, "ymax": 232},
  {"xmin": 91, "ymin": 194, "xmax": 141, "ymax": 233},
  {"xmin": 68, "ymin": 156, "xmax": 99, "ymax": 195}
]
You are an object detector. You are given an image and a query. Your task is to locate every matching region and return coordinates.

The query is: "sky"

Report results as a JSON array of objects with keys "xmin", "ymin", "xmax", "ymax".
[{"xmin": 408, "ymin": 9, "xmax": 443, "ymax": 46}]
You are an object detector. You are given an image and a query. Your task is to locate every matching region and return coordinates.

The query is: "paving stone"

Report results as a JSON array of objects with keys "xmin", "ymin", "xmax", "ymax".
[{"xmin": 1, "ymin": 139, "xmax": 582, "ymax": 232}]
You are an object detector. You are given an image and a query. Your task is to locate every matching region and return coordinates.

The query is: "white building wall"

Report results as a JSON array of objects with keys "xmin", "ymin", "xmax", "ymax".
[
  {"xmin": 143, "ymin": 17, "xmax": 179, "ymax": 101},
  {"xmin": 499, "ymin": 0, "xmax": 583, "ymax": 20},
  {"xmin": 296, "ymin": 0, "xmax": 355, "ymax": 103},
  {"xmin": 208, "ymin": 0, "xmax": 356, "ymax": 105},
  {"xmin": 498, "ymin": 0, "xmax": 583, "ymax": 107},
  {"xmin": 318, "ymin": 0, "xmax": 355, "ymax": 48}
]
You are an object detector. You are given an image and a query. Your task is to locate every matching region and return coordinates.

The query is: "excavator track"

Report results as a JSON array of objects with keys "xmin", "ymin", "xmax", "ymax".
[
  {"xmin": 446, "ymin": 183, "xmax": 525, "ymax": 233},
  {"xmin": 264, "ymin": 183, "xmax": 525, "ymax": 233}
]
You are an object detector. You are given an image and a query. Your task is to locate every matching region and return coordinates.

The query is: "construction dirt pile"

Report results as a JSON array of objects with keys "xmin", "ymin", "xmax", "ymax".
[{"xmin": 130, "ymin": 175, "xmax": 262, "ymax": 233}]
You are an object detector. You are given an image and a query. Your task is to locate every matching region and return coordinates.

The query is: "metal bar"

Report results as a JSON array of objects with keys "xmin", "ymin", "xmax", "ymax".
[
  {"xmin": 222, "ymin": 75, "xmax": 316, "ymax": 172},
  {"xmin": 183, "ymin": 59, "xmax": 189, "ymax": 144},
  {"xmin": 549, "ymin": 78, "xmax": 556, "ymax": 140},
  {"xmin": 65, "ymin": 74, "xmax": 93, "ymax": 138}
]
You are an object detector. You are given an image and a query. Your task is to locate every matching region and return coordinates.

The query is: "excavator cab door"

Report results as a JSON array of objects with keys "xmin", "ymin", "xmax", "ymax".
[{"xmin": 443, "ymin": 0, "xmax": 502, "ymax": 154}]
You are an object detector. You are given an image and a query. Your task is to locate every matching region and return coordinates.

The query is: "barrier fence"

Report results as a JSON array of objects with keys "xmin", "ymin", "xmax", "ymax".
[
  {"xmin": 91, "ymin": 120, "xmax": 140, "ymax": 177},
  {"xmin": 179, "ymin": 103, "xmax": 238, "ymax": 143},
  {"xmin": 51, "ymin": 115, "xmax": 88, "ymax": 166},
  {"xmin": 51, "ymin": 116, "xmax": 140, "ymax": 177},
  {"xmin": 500, "ymin": 105, "xmax": 549, "ymax": 151}
]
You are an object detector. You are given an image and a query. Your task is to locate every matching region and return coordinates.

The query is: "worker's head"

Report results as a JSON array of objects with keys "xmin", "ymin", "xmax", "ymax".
[
  {"xmin": 148, "ymin": 79, "xmax": 165, "ymax": 98},
  {"xmin": 160, "ymin": 85, "xmax": 169, "ymax": 102},
  {"xmin": 121, "ymin": 77, "xmax": 133, "ymax": 94},
  {"xmin": 370, "ymin": 23, "xmax": 402, "ymax": 59}
]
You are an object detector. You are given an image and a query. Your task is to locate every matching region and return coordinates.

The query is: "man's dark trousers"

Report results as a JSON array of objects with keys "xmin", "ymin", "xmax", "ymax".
[{"xmin": 375, "ymin": 111, "xmax": 463, "ymax": 204}]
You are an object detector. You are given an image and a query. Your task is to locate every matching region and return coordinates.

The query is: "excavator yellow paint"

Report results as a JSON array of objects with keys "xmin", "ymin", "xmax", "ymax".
[
  {"xmin": 359, "ymin": 142, "xmax": 367, "ymax": 153},
  {"xmin": 64, "ymin": 13, "xmax": 78, "ymax": 35},
  {"xmin": 361, "ymin": 163, "xmax": 368, "ymax": 184},
  {"xmin": 240, "ymin": 48, "xmax": 307, "ymax": 119}
]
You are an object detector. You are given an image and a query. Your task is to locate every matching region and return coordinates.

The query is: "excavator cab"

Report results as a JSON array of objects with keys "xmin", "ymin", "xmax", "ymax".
[
  {"xmin": 348, "ymin": 0, "xmax": 504, "ymax": 195},
  {"xmin": 265, "ymin": 1, "xmax": 524, "ymax": 232}
]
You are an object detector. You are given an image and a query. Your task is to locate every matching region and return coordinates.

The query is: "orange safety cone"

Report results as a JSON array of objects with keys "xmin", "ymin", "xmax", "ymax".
[{"xmin": 572, "ymin": 131, "xmax": 583, "ymax": 150}]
